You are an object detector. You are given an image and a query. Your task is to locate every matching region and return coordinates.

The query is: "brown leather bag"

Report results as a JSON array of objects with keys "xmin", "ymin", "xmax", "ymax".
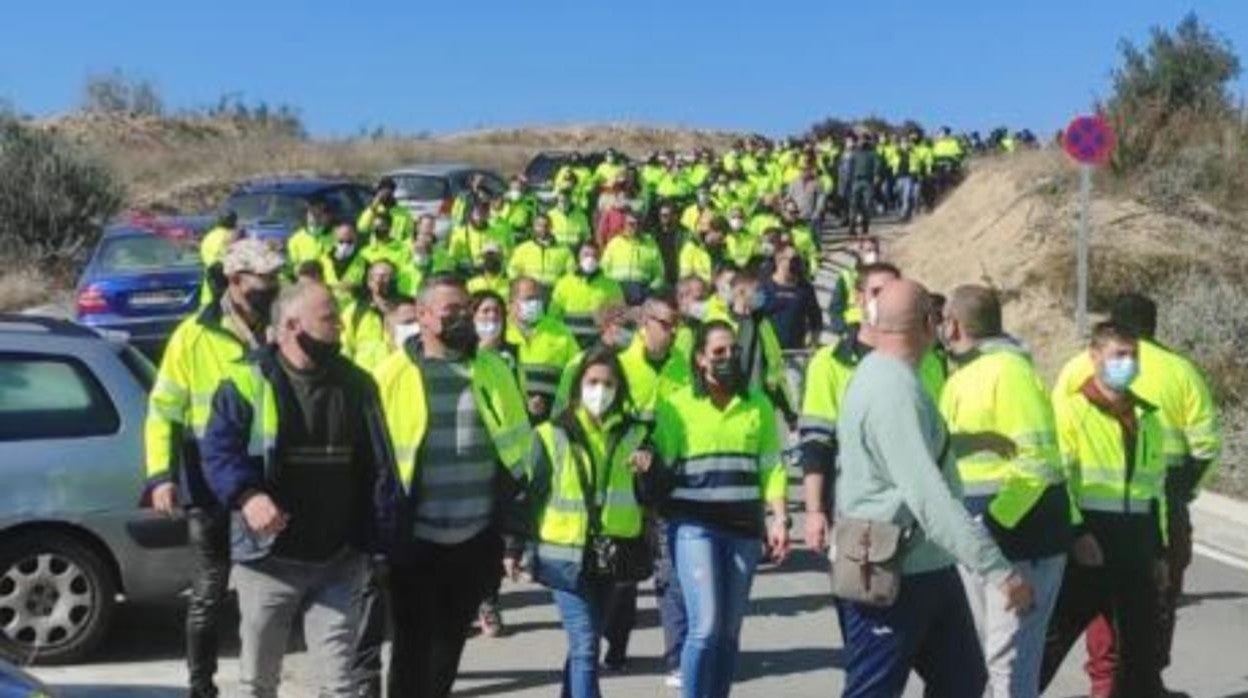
[{"xmin": 828, "ymin": 517, "xmax": 910, "ymax": 608}]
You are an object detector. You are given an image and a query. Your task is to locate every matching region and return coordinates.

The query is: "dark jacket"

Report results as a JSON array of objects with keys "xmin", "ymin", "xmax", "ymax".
[{"xmin": 200, "ymin": 344, "xmax": 403, "ymax": 562}]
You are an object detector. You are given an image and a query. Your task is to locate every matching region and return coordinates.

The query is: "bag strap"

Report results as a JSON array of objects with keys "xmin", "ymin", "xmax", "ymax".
[{"xmin": 562, "ymin": 413, "xmax": 630, "ymax": 538}]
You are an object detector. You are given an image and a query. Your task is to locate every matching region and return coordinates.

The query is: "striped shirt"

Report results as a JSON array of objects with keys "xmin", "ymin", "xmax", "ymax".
[{"xmin": 412, "ymin": 356, "xmax": 497, "ymax": 544}]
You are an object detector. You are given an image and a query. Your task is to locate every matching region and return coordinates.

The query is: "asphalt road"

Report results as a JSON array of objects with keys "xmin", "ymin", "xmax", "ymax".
[{"xmin": 26, "ymin": 532, "xmax": 1248, "ymax": 697}]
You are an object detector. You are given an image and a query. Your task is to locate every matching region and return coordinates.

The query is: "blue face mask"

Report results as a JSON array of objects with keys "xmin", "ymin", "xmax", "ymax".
[
  {"xmin": 1100, "ymin": 356, "xmax": 1139, "ymax": 392},
  {"xmin": 750, "ymin": 289, "xmax": 767, "ymax": 312}
]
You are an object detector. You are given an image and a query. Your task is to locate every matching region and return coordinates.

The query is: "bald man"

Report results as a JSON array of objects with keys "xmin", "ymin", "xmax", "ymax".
[
  {"xmin": 202, "ymin": 281, "xmax": 400, "ymax": 698},
  {"xmin": 832, "ymin": 279, "xmax": 1034, "ymax": 698}
]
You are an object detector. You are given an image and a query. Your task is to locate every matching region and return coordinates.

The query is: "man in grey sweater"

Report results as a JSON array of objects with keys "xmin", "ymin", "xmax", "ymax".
[{"xmin": 833, "ymin": 278, "xmax": 1034, "ymax": 697}]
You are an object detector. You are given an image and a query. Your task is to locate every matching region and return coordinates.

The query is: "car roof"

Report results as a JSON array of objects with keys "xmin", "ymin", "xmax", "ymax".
[
  {"xmin": 231, "ymin": 177, "xmax": 362, "ymax": 196},
  {"xmin": 100, "ymin": 214, "xmax": 215, "ymax": 240},
  {"xmin": 384, "ymin": 163, "xmax": 484, "ymax": 177},
  {"xmin": 0, "ymin": 314, "xmax": 107, "ymax": 340}
]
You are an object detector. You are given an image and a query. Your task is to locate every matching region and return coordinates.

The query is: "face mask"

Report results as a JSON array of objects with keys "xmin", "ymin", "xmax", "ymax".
[
  {"xmin": 581, "ymin": 383, "xmax": 616, "ymax": 418},
  {"xmin": 482, "ymin": 254, "xmax": 503, "ymax": 275},
  {"xmin": 580, "ymin": 257, "xmax": 600, "ymax": 275},
  {"xmin": 862, "ymin": 252, "xmax": 880, "ymax": 264},
  {"xmin": 518, "ymin": 299, "xmax": 544, "ymax": 326},
  {"xmin": 334, "ymin": 242, "xmax": 355, "ymax": 261},
  {"xmin": 716, "ymin": 282, "xmax": 733, "ymax": 305},
  {"xmin": 729, "ymin": 218, "xmax": 744, "ymax": 231},
  {"xmin": 750, "ymin": 289, "xmax": 767, "ymax": 312},
  {"xmin": 474, "ymin": 320, "xmax": 501, "ymax": 340},
  {"xmin": 709, "ymin": 356, "xmax": 743, "ymax": 390},
  {"xmin": 686, "ymin": 300, "xmax": 708, "ymax": 321},
  {"xmin": 296, "ymin": 331, "xmax": 341, "ymax": 365},
  {"xmin": 392, "ymin": 322, "xmax": 420, "ymax": 348},
  {"xmin": 243, "ymin": 286, "xmax": 279, "ymax": 321},
  {"xmin": 506, "ymin": 189, "xmax": 522, "ymax": 201},
  {"xmin": 759, "ymin": 242, "xmax": 776, "ymax": 257},
  {"xmin": 412, "ymin": 252, "xmax": 428, "ymax": 267},
  {"xmin": 1100, "ymin": 357, "xmax": 1139, "ymax": 392},
  {"xmin": 439, "ymin": 312, "xmax": 478, "ymax": 353},
  {"xmin": 614, "ymin": 327, "xmax": 635, "ymax": 348}
]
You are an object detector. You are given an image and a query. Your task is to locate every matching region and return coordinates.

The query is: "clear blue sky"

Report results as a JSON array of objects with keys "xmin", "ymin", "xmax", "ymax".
[{"xmin": 2, "ymin": 1, "xmax": 1245, "ymax": 138}]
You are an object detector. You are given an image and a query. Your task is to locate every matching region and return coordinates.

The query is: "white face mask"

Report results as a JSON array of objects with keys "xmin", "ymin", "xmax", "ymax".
[
  {"xmin": 506, "ymin": 189, "xmax": 522, "ymax": 201},
  {"xmin": 729, "ymin": 217, "xmax": 744, "ymax": 231},
  {"xmin": 334, "ymin": 242, "xmax": 355, "ymax": 260},
  {"xmin": 475, "ymin": 320, "xmax": 500, "ymax": 339},
  {"xmin": 392, "ymin": 322, "xmax": 420, "ymax": 347},
  {"xmin": 581, "ymin": 383, "xmax": 616, "ymax": 418},
  {"xmin": 862, "ymin": 252, "xmax": 879, "ymax": 265},
  {"xmin": 686, "ymin": 300, "xmax": 708, "ymax": 321},
  {"xmin": 518, "ymin": 299, "xmax": 544, "ymax": 326},
  {"xmin": 580, "ymin": 257, "xmax": 600, "ymax": 274}
]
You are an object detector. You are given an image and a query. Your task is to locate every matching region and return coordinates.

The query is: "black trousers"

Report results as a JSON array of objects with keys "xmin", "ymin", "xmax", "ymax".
[
  {"xmin": 186, "ymin": 508, "xmax": 231, "ymax": 698},
  {"xmin": 388, "ymin": 530, "xmax": 503, "ymax": 698},
  {"xmin": 602, "ymin": 583, "xmax": 638, "ymax": 664},
  {"xmin": 351, "ymin": 561, "xmax": 390, "ymax": 698},
  {"xmin": 1040, "ymin": 554, "xmax": 1165, "ymax": 698}
]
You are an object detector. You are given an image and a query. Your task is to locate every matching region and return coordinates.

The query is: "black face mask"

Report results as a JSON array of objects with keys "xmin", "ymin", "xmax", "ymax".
[
  {"xmin": 439, "ymin": 312, "xmax": 478, "ymax": 354},
  {"xmin": 482, "ymin": 254, "xmax": 503, "ymax": 275},
  {"xmin": 242, "ymin": 287, "xmax": 279, "ymax": 321},
  {"xmin": 709, "ymin": 356, "xmax": 743, "ymax": 390},
  {"xmin": 296, "ymin": 331, "xmax": 341, "ymax": 366}
]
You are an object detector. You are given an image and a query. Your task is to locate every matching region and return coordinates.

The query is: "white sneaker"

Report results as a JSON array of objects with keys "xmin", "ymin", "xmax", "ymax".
[{"xmin": 664, "ymin": 672, "xmax": 682, "ymax": 689}]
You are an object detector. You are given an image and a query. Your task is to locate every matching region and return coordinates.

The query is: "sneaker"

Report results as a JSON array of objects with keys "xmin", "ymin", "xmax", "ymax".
[
  {"xmin": 664, "ymin": 671, "xmax": 682, "ymax": 689},
  {"xmin": 477, "ymin": 606, "xmax": 504, "ymax": 638}
]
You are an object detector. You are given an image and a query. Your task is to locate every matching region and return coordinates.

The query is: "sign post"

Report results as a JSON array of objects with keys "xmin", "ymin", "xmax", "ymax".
[{"xmin": 1062, "ymin": 115, "xmax": 1116, "ymax": 337}]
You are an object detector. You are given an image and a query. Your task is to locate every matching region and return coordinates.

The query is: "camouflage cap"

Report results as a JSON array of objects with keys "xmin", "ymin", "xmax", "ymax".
[{"xmin": 222, "ymin": 237, "xmax": 284, "ymax": 276}]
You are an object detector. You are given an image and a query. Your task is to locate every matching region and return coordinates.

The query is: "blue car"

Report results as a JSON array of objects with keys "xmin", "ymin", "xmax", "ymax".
[
  {"xmin": 75, "ymin": 216, "xmax": 211, "ymax": 360},
  {"xmin": 223, "ymin": 177, "xmax": 372, "ymax": 242}
]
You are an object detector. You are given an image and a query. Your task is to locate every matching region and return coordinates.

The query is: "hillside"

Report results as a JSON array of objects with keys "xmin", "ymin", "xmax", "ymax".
[
  {"xmin": 38, "ymin": 113, "xmax": 745, "ymax": 213},
  {"xmin": 891, "ymin": 148, "xmax": 1247, "ymax": 494}
]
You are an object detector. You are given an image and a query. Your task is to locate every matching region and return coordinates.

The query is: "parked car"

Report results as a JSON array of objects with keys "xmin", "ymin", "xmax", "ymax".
[
  {"xmin": 523, "ymin": 150, "xmax": 611, "ymax": 202},
  {"xmin": 0, "ymin": 315, "xmax": 192, "ymax": 665},
  {"xmin": 222, "ymin": 177, "xmax": 373, "ymax": 242},
  {"xmin": 382, "ymin": 164, "xmax": 506, "ymax": 238},
  {"xmin": 75, "ymin": 215, "xmax": 211, "ymax": 360}
]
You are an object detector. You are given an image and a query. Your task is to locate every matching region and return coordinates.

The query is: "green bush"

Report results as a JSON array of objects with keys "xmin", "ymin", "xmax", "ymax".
[{"xmin": 0, "ymin": 117, "xmax": 125, "ymax": 265}]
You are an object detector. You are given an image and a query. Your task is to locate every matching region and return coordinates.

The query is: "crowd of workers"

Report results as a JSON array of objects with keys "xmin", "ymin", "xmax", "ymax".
[{"xmin": 141, "ymin": 130, "xmax": 1217, "ymax": 698}]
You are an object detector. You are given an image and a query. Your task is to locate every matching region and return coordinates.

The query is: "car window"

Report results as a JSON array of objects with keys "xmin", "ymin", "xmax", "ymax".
[
  {"xmin": 0, "ymin": 354, "xmax": 121, "ymax": 441},
  {"xmin": 320, "ymin": 187, "xmax": 360, "ymax": 223},
  {"xmin": 225, "ymin": 193, "xmax": 308, "ymax": 228},
  {"xmin": 478, "ymin": 172, "xmax": 506, "ymax": 196},
  {"xmin": 96, "ymin": 234, "xmax": 201, "ymax": 273},
  {"xmin": 394, "ymin": 175, "xmax": 448, "ymax": 201},
  {"xmin": 116, "ymin": 344, "xmax": 156, "ymax": 391}
]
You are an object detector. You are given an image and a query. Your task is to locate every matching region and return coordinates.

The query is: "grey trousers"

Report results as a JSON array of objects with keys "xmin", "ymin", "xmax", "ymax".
[
  {"xmin": 959, "ymin": 554, "xmax": 1066, "ymax": 698},
  {"xmin": 233, "ymin": 549, "xmax": 367, "ymax": 698}
]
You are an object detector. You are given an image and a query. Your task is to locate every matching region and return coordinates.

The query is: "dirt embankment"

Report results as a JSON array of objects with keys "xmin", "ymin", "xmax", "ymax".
[
  {"xmin": 889, "ymin": 148, "xmax": 1247, "ymax": 381},
  {"xmin": 38, "ymin": 114, "xmax": 745, "ymax": 214}
]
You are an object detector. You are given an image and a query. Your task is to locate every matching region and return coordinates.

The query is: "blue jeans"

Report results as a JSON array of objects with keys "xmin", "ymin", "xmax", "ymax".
[
  {"xmin": 656, "ymin": 517, "xmax": 688, "ymax": 672},
  {"xmin": 836, "ymin": 566, "xmax": 987, "ymax": 698},
  {"xmin": 675, "ymin": 521, "xmax": 762, "ymax": 698},
  {"xmin": 552, "ymin": 580, "xmax": 614, "ymax": 698}
]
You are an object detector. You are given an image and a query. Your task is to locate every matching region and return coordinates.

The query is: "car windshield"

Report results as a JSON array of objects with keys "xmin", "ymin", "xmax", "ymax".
[
  {"xmin": 394, "ymin": 175, "xmax": 448, "ymax": 201},
  {"xmin": 97, "ymin": 234, "xmax": 201, "ymax": 273},
  {"xmin": 226, "ymin": 193, "xmax": 310, "ymax": 228}
]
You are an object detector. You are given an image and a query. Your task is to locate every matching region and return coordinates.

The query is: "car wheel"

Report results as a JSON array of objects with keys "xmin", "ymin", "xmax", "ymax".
[{"xmin": 0, "ymin": 531, "xmax": 117, "ymax": 665}]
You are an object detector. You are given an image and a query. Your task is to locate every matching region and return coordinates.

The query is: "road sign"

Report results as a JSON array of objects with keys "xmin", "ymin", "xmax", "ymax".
[
  {"xmin": 1062, "ymin": 115, "xmax": 1115, "ymax": 336},
  {"xmin": 1063, "ymin": 115, "xmax": 1115, "ymax": 165}
]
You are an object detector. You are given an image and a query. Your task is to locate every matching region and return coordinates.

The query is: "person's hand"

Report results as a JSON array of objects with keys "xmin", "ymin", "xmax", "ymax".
[
  {"xmin": 150, "ymin": 482, "xmax": 179, "ymax": 516},
  {"xmin": 241, "ymin": 493, "xmax": 287, "ymax": 537},
  {"xmin": 502, "ymin": 553, "xmax": 522, "ymax": 582},
  {"xmin": 999, "ymin": 571, "xmax": 1035, "ymax": 614},
  {"xmin": 1071, "ymin": 533, "xmax": 1104, "ymax": 567},
  {"xmin": 629, "ymin": 449, "xmax": 654, "ymax": 474},
  {"xmin": 804, "ymin": 510, "xmax": 830, "ymax": 552},
  {"xmin": 768, "ymin": 518, "xmax": 791, "ymax": 564}
]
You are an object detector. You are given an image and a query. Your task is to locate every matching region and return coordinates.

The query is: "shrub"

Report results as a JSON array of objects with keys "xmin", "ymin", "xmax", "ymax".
[
  {"xmin": 82, "ymin": 69, "xmax": 165, "ymax": 117},
  {"xmin": 0, "ymin": 117, "xmax": 125, "ymax": 265}
]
